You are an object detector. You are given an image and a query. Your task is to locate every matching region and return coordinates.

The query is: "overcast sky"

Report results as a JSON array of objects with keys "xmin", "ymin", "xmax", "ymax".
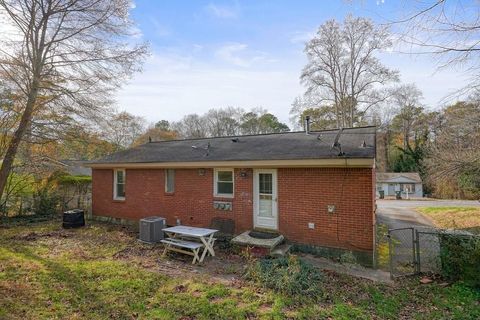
[{"xmin": 115, "ymin": 0, "xmax": 469, "ymax": 125}]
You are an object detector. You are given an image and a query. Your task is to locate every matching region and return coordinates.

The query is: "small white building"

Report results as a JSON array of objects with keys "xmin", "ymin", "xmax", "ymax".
[{"xmin": 376, "ymin": 172, "xmax": 423, "ymax": 198}]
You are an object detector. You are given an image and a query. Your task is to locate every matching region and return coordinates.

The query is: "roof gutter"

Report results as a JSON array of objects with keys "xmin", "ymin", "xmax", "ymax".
[{"xmin": 85, "ymin": 158, "xmax": 374, "ymax": 169}]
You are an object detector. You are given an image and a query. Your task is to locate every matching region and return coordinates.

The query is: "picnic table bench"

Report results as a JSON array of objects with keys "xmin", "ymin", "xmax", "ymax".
[{"xmin": 162, "ymin": 226, "xmax": 218, "ymax": 264}]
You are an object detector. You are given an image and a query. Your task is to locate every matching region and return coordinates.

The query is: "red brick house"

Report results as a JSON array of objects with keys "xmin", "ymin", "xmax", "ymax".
[{"xmin": 88, "ymin": 126, "xmax": 376, "ymax": 262}]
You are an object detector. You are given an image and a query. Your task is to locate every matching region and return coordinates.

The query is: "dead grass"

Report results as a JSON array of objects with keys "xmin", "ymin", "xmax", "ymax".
[
  {"xmin": 417, "ymin": 207, "xmax": 480, "ymax": 233},
  {"xmin": 0, "ymin": 219, "xmax": 479, "ymax": 319}
]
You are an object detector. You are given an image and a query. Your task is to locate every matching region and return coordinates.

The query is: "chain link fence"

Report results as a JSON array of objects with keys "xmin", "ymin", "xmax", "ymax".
[
  {"xmin": 415, "ymin": 230, "xmax": 442, "ymax": 274},
  {"xmin": 388, "ymin": 226, "xmax": 479, "ymax": 279},
  {"xmin": 388, "ymin": 227, "xmax": 416, "ymax": 277}
]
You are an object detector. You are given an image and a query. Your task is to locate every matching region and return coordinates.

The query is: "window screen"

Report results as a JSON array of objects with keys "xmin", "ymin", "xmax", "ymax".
[
  {"xmin": 114, "ymin": 169, "xmax": 125, "ymax": 199},
  {"xmin": 165, "ymin": 169, "xmax": 175, "ymax": 193},
  {"xmin": 215, "ymin": 170, "xmax": 233, "ymax": 196}
]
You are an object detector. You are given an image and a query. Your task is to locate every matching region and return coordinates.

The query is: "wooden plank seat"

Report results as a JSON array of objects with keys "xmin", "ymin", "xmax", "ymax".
[
  {"xmin": 175, "ymin": 235, "xmax": 217, "ymax": 257},
  {"xmin": 161, "ymin": 238, "xmax": 204, "ymax": 264},
  {"xmin": 162, "ymin": 226, "xmax": 219, "ymax": 264}
]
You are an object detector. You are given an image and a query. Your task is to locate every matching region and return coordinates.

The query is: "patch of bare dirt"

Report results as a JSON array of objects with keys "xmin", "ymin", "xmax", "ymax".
[
  {"xmin": 112, "ymin": 244, "xmax": 160, "ymax": 259},
  {"xmin": 108, "ymin": 233, "xmax": 247, "ymax": 285},
  {"xmin": 173, "ymin": 284, "xmax": 188, "ymax": 293},
  {"xmin": 258, "ymin": 303, "xmax": 272, "ymax": 313},
  {"xmin": 10, "ymin": 230, "xmax": 73, "ymax": 241}
]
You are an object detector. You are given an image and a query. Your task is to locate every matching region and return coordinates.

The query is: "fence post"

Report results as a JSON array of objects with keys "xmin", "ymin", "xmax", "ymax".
[
  {"xmin": 387, "ymin": 230, "xmax": 394, "ymax": 279},
  {"xmin": 414, "ymin": 229, "xmax": 421, "ymax": 274}
]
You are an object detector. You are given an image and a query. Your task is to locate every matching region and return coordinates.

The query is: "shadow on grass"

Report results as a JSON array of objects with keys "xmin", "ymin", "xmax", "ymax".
[{"xmin": 6, "ymin": 244, "xmax": 157, "ymax": 318}]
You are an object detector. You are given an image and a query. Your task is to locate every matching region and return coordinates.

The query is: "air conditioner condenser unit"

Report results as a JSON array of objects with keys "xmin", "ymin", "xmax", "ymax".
[{"xmin": 139, "ymin": 216, "xmax": 166, "ymax": 243}]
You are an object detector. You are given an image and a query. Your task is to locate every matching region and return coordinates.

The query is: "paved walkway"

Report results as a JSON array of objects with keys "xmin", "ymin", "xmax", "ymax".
[{"xmin": 300, "ymin": 254, "xmax": 393, "ymax": 284}]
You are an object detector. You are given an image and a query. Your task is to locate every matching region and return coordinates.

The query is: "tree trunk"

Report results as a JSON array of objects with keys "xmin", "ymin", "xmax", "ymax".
[{"xmin": 0, "ymin": 80, "xmax": 39, "ymax": 200}]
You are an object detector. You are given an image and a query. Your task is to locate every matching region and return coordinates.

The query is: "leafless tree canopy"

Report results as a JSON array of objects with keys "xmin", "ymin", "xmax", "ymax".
[
  {"xmin": 393, "ymin": 0, "xmax": 480, "ymax": 93},
  {"xmin": 102, "ymin": 111, "xmax": 146, "ymax": 151},
  {"xmin": 0, "ymin": 0, "xmax": 148, "ymax": 199},
  {"xmin": 171, "ymin": 107, "xmax": 290, "ymax": 139},
  {"xmin": 427, "ymin": 98, "xmax": 480, "ymax": 175},
  {"xmin": 300, "ymin": 15, "xmax": 399, "ymax": 128},
  {"xmin": 391, "ymin": 84, "xmax": 424, "ymax": 149}
]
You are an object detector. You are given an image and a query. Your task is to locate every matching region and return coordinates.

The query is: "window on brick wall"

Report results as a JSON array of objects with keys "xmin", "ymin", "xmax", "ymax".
[
  {"xmin": 165, "ymin": 169, "xmax": 175, "ymax": 193},
  {"xmin": 214, "ymin": 168, "xmax": 234, "ymax": 197},
  {"xmin": 113, "ymin": 169, "xmax": 126, "ymax": 200}
]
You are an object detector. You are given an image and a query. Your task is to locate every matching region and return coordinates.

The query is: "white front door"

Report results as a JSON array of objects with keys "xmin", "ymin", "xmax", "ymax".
[{"xmin": 253, "ymin": 169, "xmax": 278, "ymax": 230}]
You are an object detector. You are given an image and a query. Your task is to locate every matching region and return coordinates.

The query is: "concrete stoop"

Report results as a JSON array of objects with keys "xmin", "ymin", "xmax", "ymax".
[
  {"xmin": 270, "ymin": 244, "xmax": 292, "ymax": 257},
  {"xmin": 231, "ymin": 230, "xmax": 288, "ymax": 256}
]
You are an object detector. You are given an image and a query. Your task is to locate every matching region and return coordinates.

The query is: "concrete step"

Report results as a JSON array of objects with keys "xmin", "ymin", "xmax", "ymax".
[
  {"xmin": 270, "ymin": 244, "xmax": 292, "ymax": 257},
  {"xmin": 231, "ymin": 231, "xmax": 284, "ymax": 249}
]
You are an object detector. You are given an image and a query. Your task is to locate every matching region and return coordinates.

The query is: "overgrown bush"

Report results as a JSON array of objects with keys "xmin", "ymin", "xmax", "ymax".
[
  {"xmin": 439, "ymin": 233, "xmax": 480, "ymax": 288},
  {"xmin": 339, "ymin": 251, "xmax": 357, "ymax": 264},
  {"xmin": 245, "ymin": 255, "xmax": 324, "ymax": 299},
  {"xmin": 32, "ymin": 189, "xmax": 60, "ymax": 216},
  {"xmin": 0, "ymin": 173, "xmax": 35, "ymax": 216}
]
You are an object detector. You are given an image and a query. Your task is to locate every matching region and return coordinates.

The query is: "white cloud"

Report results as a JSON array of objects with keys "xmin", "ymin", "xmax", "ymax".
[
  {"xmin": 214, "ymin": 43, "xmax": 274, "ymax": 67},
  {"xmin": 0, "ymin": 11, "xmax": 20, "ymax": 42},
  {"xmin": 288, "ymin": 30, "xmax": 315, "ymax": 44},
  {"xmin": 379, "ymin": 50, "xmax": 470, "ymax": 107},
  {"xmin": 205, "ymin": 2, "xmax": 239, "ymax": 19},
  {"xmin": 192, "ymin": 44, "xmax": 204, "ymax": 53},
  {"xmin": 149, "ymin": 18, "xmax": 171, "ymax": 38},
  {"xmin": 114, "ymin": 52, "xmax": 302, "ymax": 124},
  {"xmin": 114, "ymin": 45, "xmax": 469, "ymax": 128}
]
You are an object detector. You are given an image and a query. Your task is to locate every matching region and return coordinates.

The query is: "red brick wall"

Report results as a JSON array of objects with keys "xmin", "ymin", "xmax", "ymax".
[
  {"xmin": 277, "ymin": 168, "xmax": 374, "ymax": 252},
  {"xmin": 92, "ymin": 167, "xmax": 374, "ymax": 251},
  {"xmin": 92, "ymin": 168, "xmax": 254, "ymax": 232}
]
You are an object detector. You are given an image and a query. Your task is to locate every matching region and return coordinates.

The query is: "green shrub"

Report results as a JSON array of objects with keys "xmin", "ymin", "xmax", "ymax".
[
  {"xmin": 339, "ymin": 251, "xmax": 357, "ymax": 264},
  {"xmin": 57, "ymin": 174, "xmax": 92, "ymax": 185},
  {"xmin": 33, "ymin": 189, "xmax": 60, "ymax": 216},
  {"xmin": 439, "ymin": 233, "xmax": 480, "ymax": 288},
  {"xmin": 245, "ymin": 255, "xmax": 324, "ymax": 299}
]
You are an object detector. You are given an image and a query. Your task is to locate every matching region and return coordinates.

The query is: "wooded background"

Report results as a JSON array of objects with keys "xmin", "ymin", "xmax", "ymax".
[{"xmin": 1, "ymin": 1, "xmax": 479, "ymax": 217}]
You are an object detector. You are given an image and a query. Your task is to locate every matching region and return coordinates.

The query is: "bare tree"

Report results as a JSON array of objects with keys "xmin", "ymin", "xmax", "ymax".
[
  {"xmin": 391, "ymin": 84, "xmax": 424, "ymax": 150},
  {"xmin": 426, "ymin": 98, "xmax": 480, "ymax": 198},
  {"xmin": 204, "ymin": 107, "xmax": 242, "ymax": 137},
  {"xmin": 172, "ymin": 107, "xmax": 290, "ymax": 139},
  {"xmin": 0, "ymin": 0, "xmax": 147, "ymax": 199},
  {"xmin": 103, "ymin": 111, "xmax": 146, "ymax": 151},
  {"xmin": 172, "ymin": 114, "xmax": 210, "ymax": 139},
  {"xmin": 393, "ymin": 0, "xmax": 480, "ymax": 94},
  {"xmin": 300, "ymin": 15, "xmax": 399, "ymax": 128},
  {"xmin": 0, "ymin": 86, "xmax": 19, "ymax": 157}
]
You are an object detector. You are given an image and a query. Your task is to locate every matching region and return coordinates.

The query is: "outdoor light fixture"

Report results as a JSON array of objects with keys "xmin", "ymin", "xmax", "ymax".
[
  {"xmin": 198, "ymin": 168, "xmax": 206, "ymax": 176},
  {"xmin": 240, "ymin": 170, "xmax": 247, "ymax": 178}
]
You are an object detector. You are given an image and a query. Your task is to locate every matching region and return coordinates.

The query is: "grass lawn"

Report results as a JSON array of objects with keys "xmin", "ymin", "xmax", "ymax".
[
  {"xmin": 417, "ymin": 206, "xmax": 480, "ymax": 234},
  {"xmin": 1, "ymin": 220, "xmax": 479, "ymax": 319}
]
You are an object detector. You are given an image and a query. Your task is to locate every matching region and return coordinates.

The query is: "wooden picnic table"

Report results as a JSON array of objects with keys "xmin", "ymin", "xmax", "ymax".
[{"xmin": 162, "ymin": 226, "xmax": 218, "ymax": 264}]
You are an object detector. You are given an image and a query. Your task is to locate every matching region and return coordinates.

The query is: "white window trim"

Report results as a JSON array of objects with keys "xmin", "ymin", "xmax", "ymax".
[
  {"xmin": 165, "ymin": 169, "xmax": 175, "ymax": 193},
  {"xmin": 214, "ymin": 168, "xmax": 234, "ymax": 198},
  {"xmin": 113, "ymin": 169, "xmax": 126, "ymax": 200}
]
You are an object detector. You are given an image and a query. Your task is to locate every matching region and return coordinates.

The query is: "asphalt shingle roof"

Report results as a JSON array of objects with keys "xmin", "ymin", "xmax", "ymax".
[
  {"xmin": 91, "ymin": 126, "xmax": 376, "ymax": 164},
  {"xmin": 376, "ymin": 172, "xmax": 422, "ymax": 183}
]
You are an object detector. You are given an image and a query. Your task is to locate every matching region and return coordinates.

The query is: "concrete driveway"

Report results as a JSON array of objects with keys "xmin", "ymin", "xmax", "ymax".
[
  {"xmin": 376, "ymin": 199, "xmax": 480, "ymax": 230},
  {"xmin": 376, "ymin": 199, "xmax": 480, "ymax": 275}
]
